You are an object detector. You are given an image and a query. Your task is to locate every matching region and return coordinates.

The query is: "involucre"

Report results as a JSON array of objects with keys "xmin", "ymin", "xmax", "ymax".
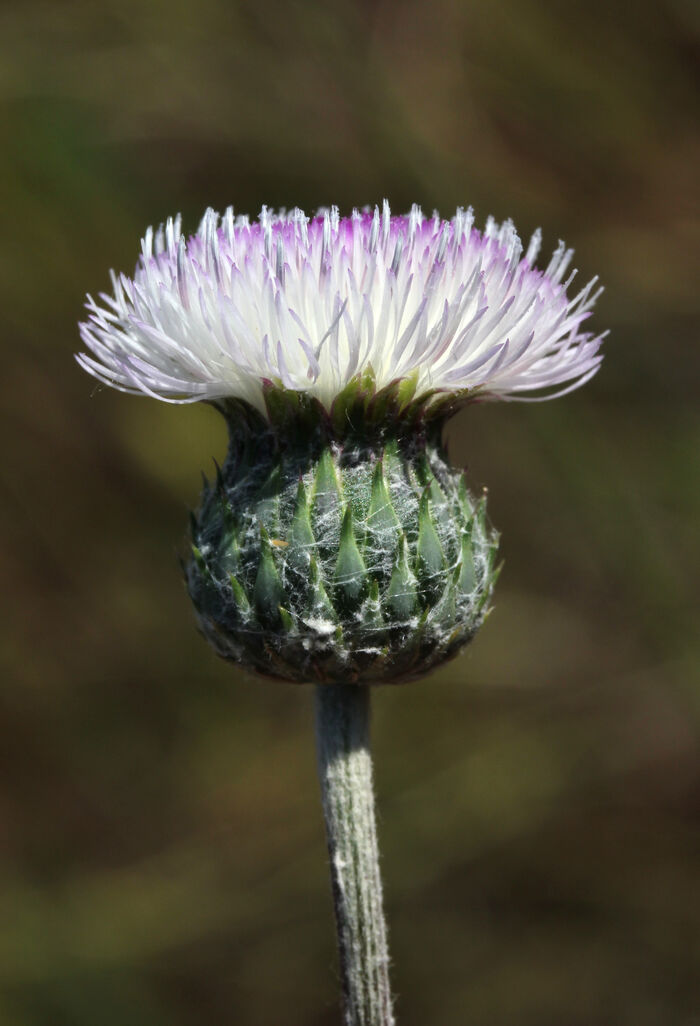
[{"xmin": 186, "ymin": 382, "xmax": 499, "ymax": 684}]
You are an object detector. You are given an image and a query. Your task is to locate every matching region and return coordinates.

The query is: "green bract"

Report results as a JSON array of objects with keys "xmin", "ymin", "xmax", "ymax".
[{"xmin": 186, "ymin": 376, "xmax": 499, "ymax": 684}]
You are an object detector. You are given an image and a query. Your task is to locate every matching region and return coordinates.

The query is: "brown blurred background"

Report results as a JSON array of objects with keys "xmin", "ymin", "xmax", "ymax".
[{"xmin": 1, "ymin": 1, "xmax": 699, "ymax": 1023}]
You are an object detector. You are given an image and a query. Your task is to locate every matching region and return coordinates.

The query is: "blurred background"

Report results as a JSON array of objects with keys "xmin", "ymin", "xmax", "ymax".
[{"xmin": 1, "ymin": 0, "xmax": 698, "ymax": 1023}]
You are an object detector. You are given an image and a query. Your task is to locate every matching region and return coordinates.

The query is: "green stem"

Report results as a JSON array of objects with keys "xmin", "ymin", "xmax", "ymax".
[{"xmin": 314, "ymin": 684, "xmax": 395, "ymax": 1026}]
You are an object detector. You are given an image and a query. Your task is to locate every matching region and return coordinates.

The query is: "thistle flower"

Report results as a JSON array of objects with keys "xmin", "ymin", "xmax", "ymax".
[
  {"xmin": 78, "ymin": 201, "xmax": 606, "ymax": 1026},
  {"xmin": 78, "ymin": 201, "xmax": 604, "ymax": 413},
  {"xmin": 77, "ymin": 202, "xmax": 605, "ymax": 686}
]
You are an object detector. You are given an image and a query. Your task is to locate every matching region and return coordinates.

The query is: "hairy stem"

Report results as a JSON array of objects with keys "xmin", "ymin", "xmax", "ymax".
[{"xmin": 314, "ymin": 684, "xmax": 395, "ymax": 1026}]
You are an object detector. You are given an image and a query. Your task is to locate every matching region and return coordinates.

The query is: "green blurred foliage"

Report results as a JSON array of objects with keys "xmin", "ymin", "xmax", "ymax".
[{"xmin": 0, "ymin": 0, "xmax": 698, "ymax": 1022}]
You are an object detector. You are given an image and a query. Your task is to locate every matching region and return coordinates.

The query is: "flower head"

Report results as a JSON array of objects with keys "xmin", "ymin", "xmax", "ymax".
[
  {"xmin": 78, "ymin": 202, "xmax": 605, "ymax": 419},
  {"xmin": 78, "ymin": 202, "xmax": 607, "ymax": 683}
]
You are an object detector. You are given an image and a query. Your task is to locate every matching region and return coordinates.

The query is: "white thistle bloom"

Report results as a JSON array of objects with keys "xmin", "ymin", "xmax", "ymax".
[{"xmin": 78, "ymin": 201, "xmax": 605, "ymax": 415}]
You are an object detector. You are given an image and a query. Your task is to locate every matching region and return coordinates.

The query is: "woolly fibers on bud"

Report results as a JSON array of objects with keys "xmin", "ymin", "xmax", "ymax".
[{"xmin": 186, "ymin": 383, "xmax": 499, "ymax": 684}]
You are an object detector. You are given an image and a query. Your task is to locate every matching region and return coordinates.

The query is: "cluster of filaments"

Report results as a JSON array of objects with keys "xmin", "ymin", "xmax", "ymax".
[{"xmin": 78, "ymin": 202, "xmax": 605, "ymax": 414}]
